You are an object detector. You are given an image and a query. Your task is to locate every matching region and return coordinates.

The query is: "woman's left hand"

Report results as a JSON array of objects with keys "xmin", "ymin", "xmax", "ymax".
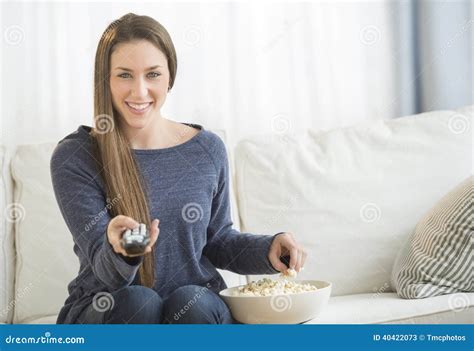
[{"xmin": 268, "ymin": 232, "xmax": 307, "ymax": 273}]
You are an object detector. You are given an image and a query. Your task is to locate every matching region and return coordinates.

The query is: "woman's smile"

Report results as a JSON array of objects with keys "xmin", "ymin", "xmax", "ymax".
[{"xmin": 125, "ymin": 101, "xmax": 153, "ymax": 115}]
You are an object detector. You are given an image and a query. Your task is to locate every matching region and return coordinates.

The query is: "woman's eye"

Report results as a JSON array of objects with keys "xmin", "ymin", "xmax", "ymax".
[
  {"xmin": 117, "ymin": 72, "xmax": 160, "ymax": 79},
  {"xmin": 148, "ymin": 72, "xmax": 161, "ymax": 78}
]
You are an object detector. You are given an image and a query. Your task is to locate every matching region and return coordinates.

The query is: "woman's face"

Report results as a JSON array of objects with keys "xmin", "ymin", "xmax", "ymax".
[{"xmin": 109, "ymin": 39, "xmax": 170, "ymax": 130}]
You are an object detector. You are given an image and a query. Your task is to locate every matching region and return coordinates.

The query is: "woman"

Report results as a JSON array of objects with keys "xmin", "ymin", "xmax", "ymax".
[{"xmin": 51, "ymin": 13, "xmax": 307, "ymax": 324}]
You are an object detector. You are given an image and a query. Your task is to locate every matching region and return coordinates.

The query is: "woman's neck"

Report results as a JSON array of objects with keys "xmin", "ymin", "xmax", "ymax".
[{"xmin": 126, "ymin": 117, "xmax": 173, "ymax": 150}]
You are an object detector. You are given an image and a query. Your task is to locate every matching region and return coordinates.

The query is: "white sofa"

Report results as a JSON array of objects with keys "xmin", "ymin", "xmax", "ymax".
[{"xmin": 1, "ymin": 106, "xmax": 473, "ymax": 324}]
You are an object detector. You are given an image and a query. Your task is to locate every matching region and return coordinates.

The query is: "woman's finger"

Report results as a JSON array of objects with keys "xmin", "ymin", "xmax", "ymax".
[
  {"xmin": 268, "ymin": 244, "xmax": 287, "ymax": 272},
  {"xmin": 289, "ymin": 244, "xmax": 299, "ymax": 270},
  {"xmin": 114, "ymin": 216, "xmax": 139, "ymax": 232},
  {"xmin": 300, "ymin": 249, "xmax": 307, "ymax": 270},
  {"xmin": 295, "ymin": 249, "xmax": 304, "ymax": 272},
  {"xmin": 269, "ymin": 253, "xmax": 288, "ymax": 272},
  {"xmin": 148, "ymin": 219, "xmax": 160, "ymax": 244},
  {"xmin": 124, "ymin": 217, "xmax": 140, "ymax": 230}
]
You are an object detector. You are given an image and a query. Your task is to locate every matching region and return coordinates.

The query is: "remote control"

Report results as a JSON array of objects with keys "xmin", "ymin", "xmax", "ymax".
[{"xmin": 120, "ymin": 223, "xmax": 150, "ymax": 255}]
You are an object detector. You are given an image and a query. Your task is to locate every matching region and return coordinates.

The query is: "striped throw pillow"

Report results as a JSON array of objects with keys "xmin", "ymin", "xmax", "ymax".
[{"xmin": 391, "ymin": 176, "xmax": 473, "ymax": 299}]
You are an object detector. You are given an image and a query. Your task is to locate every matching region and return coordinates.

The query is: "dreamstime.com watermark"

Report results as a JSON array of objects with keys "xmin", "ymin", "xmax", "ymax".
[
  {"xmin": 84, "ymin": 193, "xmax": 122, "ymax": 232},
  {"xmin": 181, "ymin": 202, "xmax": 204, "ymax": 224},
  {"xmin": 173, "ymin": 283, "xmax": 212, "ymax": 321},
  {"xmin": 4, "ymin": 331, "xmax": 85, "ymax": 345},
  {"xmin": 360, "ymin": 202, "xmax": 382, "ymax": 223},
  {"xmin": 0, "ymin": 282, "xmax": 33, "ymax": 319}
]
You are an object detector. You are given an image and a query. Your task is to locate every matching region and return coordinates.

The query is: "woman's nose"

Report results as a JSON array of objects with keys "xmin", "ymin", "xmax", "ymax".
[{"xmin": 131, "ymin": 77, "xmax": 149, "ymax": 99}]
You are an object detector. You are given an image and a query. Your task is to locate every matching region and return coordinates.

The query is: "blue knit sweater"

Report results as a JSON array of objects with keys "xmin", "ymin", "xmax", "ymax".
[{"xmin": 50, "ymin": 123, "xmax": 280, "ymax": 324}]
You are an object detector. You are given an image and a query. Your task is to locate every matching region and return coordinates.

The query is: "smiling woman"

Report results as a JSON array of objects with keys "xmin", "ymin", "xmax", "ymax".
[
  {"xmin": 50, "ymin": 12, "xmax": 305, "ymax": 326},
  {"xmin": 91, "ymin": 13, "xmax": 179, "ymax": 293}
]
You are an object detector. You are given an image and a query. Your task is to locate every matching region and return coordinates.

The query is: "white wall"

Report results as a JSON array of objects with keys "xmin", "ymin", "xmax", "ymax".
[{"xmin": 2, "ymin": 1, "xmax": 404, "ymax": 149}]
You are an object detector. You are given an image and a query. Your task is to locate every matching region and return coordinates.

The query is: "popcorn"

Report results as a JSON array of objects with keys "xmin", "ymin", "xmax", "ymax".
[
  {"xmin": 281, "ymin": 268, "xmax": 298, "ymax": 278},
  {"xmin": 234, "ymin": 278, "xmax": 317, "ymax": 297}
]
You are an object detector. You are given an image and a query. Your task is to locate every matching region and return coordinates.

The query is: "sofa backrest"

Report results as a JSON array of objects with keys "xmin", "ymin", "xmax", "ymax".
[
  {"xmin": 1, "ymin": 128, "xmax": 243, "ymax": 323},
  {"xmin": 235, "ymin": 106, "xmax": 472, "ymax": 296},
  {"xmin": 11, "ymin": 143, "xmax": 68, "ymax": 323}
]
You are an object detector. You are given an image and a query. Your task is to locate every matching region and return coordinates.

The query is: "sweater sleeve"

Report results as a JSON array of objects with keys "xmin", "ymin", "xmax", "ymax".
[
  {"xmin": 202, "ymin": 135, "xmax": 281, "ymax": 275},
  {"xmin": 50, "ymin": 140, "xmax": 143, "ymax": 290}
]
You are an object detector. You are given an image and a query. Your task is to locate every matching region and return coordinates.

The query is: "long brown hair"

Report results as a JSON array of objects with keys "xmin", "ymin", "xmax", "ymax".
[{"xmin": 90, "ymin": 13, "xmax": 177, "ymax": 288}]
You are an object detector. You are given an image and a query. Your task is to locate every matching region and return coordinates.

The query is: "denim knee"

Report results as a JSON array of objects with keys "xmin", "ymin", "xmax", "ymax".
[
  {"xmin": 85, "ymin": 285, "xmax": 163, "ymax": 324},
  {"xmin": 162, "ymin": 285, "xmax": 233, "ymax": 324}
]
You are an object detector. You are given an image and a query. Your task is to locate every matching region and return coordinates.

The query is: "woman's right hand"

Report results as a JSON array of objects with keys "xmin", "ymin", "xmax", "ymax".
[{"xmin": 107, "ymin": 215, "xmax": 160, "ymax": 257}]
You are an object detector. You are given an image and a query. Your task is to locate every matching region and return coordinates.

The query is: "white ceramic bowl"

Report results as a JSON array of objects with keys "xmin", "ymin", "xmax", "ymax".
[{"xmin": 219, "ymin": 280, "xmax": 331, "ymax": 324}]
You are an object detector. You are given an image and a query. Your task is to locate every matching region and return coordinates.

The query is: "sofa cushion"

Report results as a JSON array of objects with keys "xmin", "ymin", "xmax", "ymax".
[
  {"xmin": 24, "ymin": 315, "xmax": 58, "ymax": 324},
  {"xmin": 0, "ymin": 146, "xmax": 16, "ymax": 323},
  {"xmin": 9, "ymin": 128, "xmax": 243, "ymax": 323},
  {"xmin": 234, "ymin": 106, "xmax": 473, "ymax": 296},
  {"xmin": 26, "ymin": 292, "xmax": 474, "ymax": 324},
  {"xmin": 391, "ymin": 176, "xmax": 473, "ymax": 298},
  {"xmin": 308, "ymin": 292, "xmax": 474, "ymax": 324}
]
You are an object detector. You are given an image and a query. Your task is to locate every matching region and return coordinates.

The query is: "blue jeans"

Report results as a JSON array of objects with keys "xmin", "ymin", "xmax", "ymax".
[{"xmin": 75, "ymin": 285, "xmax": 235, "ymax": 324}]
